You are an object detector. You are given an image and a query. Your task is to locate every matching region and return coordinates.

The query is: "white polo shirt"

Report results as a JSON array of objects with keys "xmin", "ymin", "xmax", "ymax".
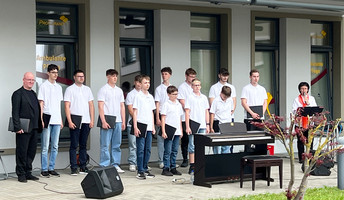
[
  {"xmin": 97, "ymin": 84, "xmax": 124, "ymax": 122},
  {"xmin": 160, "ymin": 100, "xmax": 183, "ymax": 136},
  {"xmin": 209, "ymin": 96, "xmax": 232, "ymax": 124},
  {"xmin": 178, "ymin": 81, "xmax": 193, "ymax": 121},
  {"xmin": 241, "ymin": 83, "xmax": 268, "ymax": 119},
  {"xmin": 185, "ymin": 92, "xmax": 209, "ymax": 129},
  {"xmin": 209, "ymin": 81, "xmax": 236, "ymax": 118},
  {"xmin": 64, "ymin": 83, "xmax": 94, "ymax": 123},
  {"xmin": 133, "ymin": 91, "xmax": 156, "ymax": 131},
  {"xmin": 38, "ymin": 80, "xmax": 63, "ymax": 125},
  {"xmin": 125, "ymin": 88, "xmax": 140, "ymax": 127},
  {"xmin": 154, "ymin": 83, "xmax": 171, "ymax": 111}
]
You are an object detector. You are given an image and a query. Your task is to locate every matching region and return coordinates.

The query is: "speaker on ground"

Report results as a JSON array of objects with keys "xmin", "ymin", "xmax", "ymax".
[{"xmin": 81, "ymin": 166, "xmax": 124, "ymax": 199}]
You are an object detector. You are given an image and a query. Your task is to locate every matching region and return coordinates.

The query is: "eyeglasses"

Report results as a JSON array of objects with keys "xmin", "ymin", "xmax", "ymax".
[{"xmin": 192, "ymin": 84, "xmax": 201, "ymax": 87}]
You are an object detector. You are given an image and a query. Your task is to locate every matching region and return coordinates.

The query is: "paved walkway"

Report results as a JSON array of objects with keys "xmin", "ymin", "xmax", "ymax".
[{"xmin": 0, "ymin": 157, "xmax": 339, "ymax": 200}]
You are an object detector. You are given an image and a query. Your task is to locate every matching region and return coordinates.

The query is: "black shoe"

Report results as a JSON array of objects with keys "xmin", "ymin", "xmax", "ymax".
[
  {"xmin": 181, "ymin": 159, "xmax": 188, "ymax": 167},
  {"xmin": 79, "ymin": 167, "xmax": 88, "ymax": 174},
  {"xmin": 71, "ymin": 168, "xmax": 78, "ymax": 176},
  {"xmin": 26, "ymin": 174, "xmax": 39, "ymax": 181},
  {"xmin": 161, "ymin": 168, "xmax": 173, "ymax": 176},
  {"xmin": 170, "ymin": 168, "xmax": 182, "ymax": 175},
  {"xmin": 144, "ymin": 171, "xmax": 155, "ymax": 178},
  {"xmin": 18, "ymin": 175, "xmax": 27, "ymax": 183},
  {"xmin": 136, "ymin": 172, "xmax": 146, "ymax": 180},
  {"xmin": 48, "ymin": 170, "xmax": 60, "ymax": 177},
  {"xmin": 40, "ymin": 171, "xmax": 50, "ymax": 178},
  {"xmin": 188, "ymin": 166, "xmax": 194, "ymax": 175}
]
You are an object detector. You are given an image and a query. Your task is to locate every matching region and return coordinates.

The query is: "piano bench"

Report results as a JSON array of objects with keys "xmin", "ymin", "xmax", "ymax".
[{"xmin": 240, "ymin": 155, "xmax": 283, "ymax": 191}]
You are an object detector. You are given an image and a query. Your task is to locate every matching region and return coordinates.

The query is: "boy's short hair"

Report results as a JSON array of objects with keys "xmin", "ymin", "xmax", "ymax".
[
  {"xmin": 161, "ymin": 67, "xmax": 172, "ymax": 75},
  {"xmin": 73, "ymin": 69, "xmax": 84, "ymax": 76},
  {"xmin": 134, "ymin": 74, "xmax": 142, "ymax": 82},
  {"xmin": 141, "ymin": 75, "xmax": 150, "ymax": 82},
  {"xmin": 166, "ymin": 85, "xmax": 178, "ymax": 94},
  {"xmin": 106, "ymin": 69, "xmax": 118, "ymax": 76},
  {"xmin": 219, "ymin": 68, "xmax": 229, "ymax": 76},
  {"xmin": 185, "ymin": 68, "xmax": 197, "ymax": 76},
  {"xmin": 250, "ymin": 69, "xmax": 259, "ymax": 76},
  {"xmin": 192, "ymin": 78, "xmax": 201, "ymax": 85},
  {"xmin": 47, "ymin": 64, "xmax": 59, "ymax": 72},
  {"xmin": 221, "ymin": 86, "xmax": 232, "ymax": 97}
]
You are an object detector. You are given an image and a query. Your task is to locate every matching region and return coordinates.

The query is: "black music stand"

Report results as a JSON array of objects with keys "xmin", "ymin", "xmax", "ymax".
[{"xmin": 297, "ymin": 106, "xmax": 323, "ymax": 116}]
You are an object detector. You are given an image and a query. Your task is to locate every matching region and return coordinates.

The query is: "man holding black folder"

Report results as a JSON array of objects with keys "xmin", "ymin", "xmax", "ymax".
[
  {"xmin": 241, "ymin": 69, "xmax": 267, "ymax": 152},
  {"xmin": 97, "ymin": 69, "xmax": 126, "ymax": 173},
  {"xmin": 64, "ymin": 70, "xmax": 95, "ymax": 175},
  {"xmin": 11, "ymin": 72, "xmax": 42, "ymax": 182},
  {"xmin": 38, "ymin": 64, "xmax": 63, "ymax": 178}
]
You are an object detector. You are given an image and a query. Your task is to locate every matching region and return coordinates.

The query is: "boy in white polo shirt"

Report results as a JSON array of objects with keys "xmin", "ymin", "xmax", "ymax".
[
  {"xmin": 125, "ymin": 74, "xmax": 142, "ymax": 172},
  {"xmin": 160, "ymin": 85, "xmax": 183, "ymax": 176},
  {"xmin": 64, "ymin": 70, "xmax": 95, "ymax": 175},
  {"xmin": 185, "ymin": 78, "xmax": 209, "ymax": 174},
  {"xmin": 97, "ymin": 69, "xmax": 126, "ymax": 173},
  {"xmin": 209, "ymin": 86, "xmax": 232, "ymax": 154},
  {"xmin": 133, "ymin": 75, "xmax": 156, "ymax": 179},
  {"xmin": 38, "ymin": 64, "xmax": 63, "ymax": 178},
  {"xmin": 155, "ymin": 67, "xmax": 172, "ymax": 169}
]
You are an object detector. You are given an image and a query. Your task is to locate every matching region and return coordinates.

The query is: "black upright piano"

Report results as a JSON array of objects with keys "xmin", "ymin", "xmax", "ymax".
[{"xmin": 194, "ymin": 122, "xmax": 274, "ymax": 187}]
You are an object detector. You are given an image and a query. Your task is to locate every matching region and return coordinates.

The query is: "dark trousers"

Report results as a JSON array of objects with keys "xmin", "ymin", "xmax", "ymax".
[
  {"xmin": 181, "ymin": 122, "xmax": 189, "ymax": 160},
  {"xmin": 297, "ymin": 130, "xmax": 313, "ymax": 162},
  {"xmin": 16, "ymin": 129, "xmax": 38, "ymax": 177},
  {"xmin": 69, "ymin": 123, "xmax": 90, "ymax": 169},
  {"xmin": 244, "ymin": 119, "xmax": 266, "ymax": 154}
]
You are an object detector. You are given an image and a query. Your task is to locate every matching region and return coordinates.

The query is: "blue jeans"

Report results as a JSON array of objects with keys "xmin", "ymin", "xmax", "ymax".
[
  {"xmin": 157, "ymin": 129, "xmax": 164, "ymax": 163},
  {"xmin": 69, "ymin": 123, "xmax": 90, "ymax": 169},
  {"xmin": 127, "ymin": 126, "xmax": 137, "ymax": 165},
  {"xmin": 136, "ymin": 131, "xmax": 152, "ymax": 173},
  {"xmin": 213, "ymin": 146, "xmax": 230, "ymax": 154},
  {"xmin": 188, "ymin": 128, "xmax": 206, "ymax": 153},
  {"xmin": 99, "ymin": 122, "xmax": 122, "ymax": 167},
  {"xmin": 163, "ymin": 136, "xmax": 180, "ymax": 169},
  {"xmin": 41, "ymin": 124, "xmax": 61, "ymax": 171}
]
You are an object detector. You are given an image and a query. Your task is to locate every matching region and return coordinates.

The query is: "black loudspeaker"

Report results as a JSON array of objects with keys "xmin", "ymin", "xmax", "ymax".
[{"xmin": 81, "ymin": 166, "xmax": 124, "ymax": 199}]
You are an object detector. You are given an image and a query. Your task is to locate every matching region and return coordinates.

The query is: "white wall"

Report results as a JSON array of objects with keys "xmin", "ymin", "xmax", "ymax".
[
  {"xmin": 88, "ymin": 0, "xmax": 115, "ymax": 164},
  {"xmin": 0, "ymin": 0, "xmax": 36, "ymax": 173},
  {"xmin": 231, "ymin": 7, "xmax": 252, "ymax": 123},
  {"xmin": 154, "ymin": 9, "xmax": 190, "ymax": 87}
]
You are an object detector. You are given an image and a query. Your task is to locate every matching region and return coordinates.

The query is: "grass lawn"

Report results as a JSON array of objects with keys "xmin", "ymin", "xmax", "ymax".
[{"xmin": 210, "ymin": 186, "xmax": 344, "ymax": 200}]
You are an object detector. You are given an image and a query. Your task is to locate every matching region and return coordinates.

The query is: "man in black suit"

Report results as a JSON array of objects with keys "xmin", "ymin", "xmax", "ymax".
[{"xmin": 11, "ymin": 72, "xmax": 42, "ymax": 183}]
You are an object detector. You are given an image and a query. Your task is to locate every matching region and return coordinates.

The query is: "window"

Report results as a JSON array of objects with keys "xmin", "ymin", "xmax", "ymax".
[
  {"xmin": 254, "ymin": 18, "xmax": 279, "ymax": 116},
  {"xmin": 119, "ymin": 9, "xmax": 153, "ymax": 144},
  {"xmin": 310, "ymin": 22, "xmax": 333, "ymax": 117},
  {"xmin": 191, "ymin": 14, "xmax": 220, "ymax": 95},
  {"xmin": 36, "ymin": 3, "xmax": 78, "ymax": 144}
]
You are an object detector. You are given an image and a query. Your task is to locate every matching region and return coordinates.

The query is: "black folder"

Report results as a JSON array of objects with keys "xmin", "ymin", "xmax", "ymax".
[
  {"xmin": 130, "ymin": 121, "xmax": 148, "ymax": 138},
  {"xmin": 65, "ymin": 114, "xmax": 82, "ymax": 129},
  {"xmin": 182, "ymin": 119, "xmax": 201, "ymax": 134},
  {"xmin": 213, "ymin": 120, "xmax": 220, "ymax": 133},
  {"xmin": 298, "ymin": 106, "xmax": 324, "ymax": 116},
  {"xmin": 158, "ymin": 123, "xmax": 177, "ymax": 140},
  {"xmin": 8, "ymin": 117, "xmax": 30, "ymax": 132},
  {"xmin": 247, "ymin": 106, "xmax": 263, "ymax": 119},
  {"xmin": 43, "ymin": 113, "xmax": 51, "ymax": 128},
  {"xmin": 97, "ymin": 115, "xmax": 117, "ymax": 129}
]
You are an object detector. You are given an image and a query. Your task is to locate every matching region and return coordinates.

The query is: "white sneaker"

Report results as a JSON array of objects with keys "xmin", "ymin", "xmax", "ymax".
[
  {"xmin": 129, "ymin": 165, "xmax": 136, "ymax": 172},
  {"xmin": 115, "ymin": 166, "xmax": 125, "ymax": 173},
  {"xmin": 147, "ymin": 166, "xmax": 152, "ymax": 171},
  {"xmin": 159, "ymin": 162, "xmax": 164, "ymax": 169},
  {"xmin": 176, "ymin": 164, "xmax": 180, "ymax": 168}
]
